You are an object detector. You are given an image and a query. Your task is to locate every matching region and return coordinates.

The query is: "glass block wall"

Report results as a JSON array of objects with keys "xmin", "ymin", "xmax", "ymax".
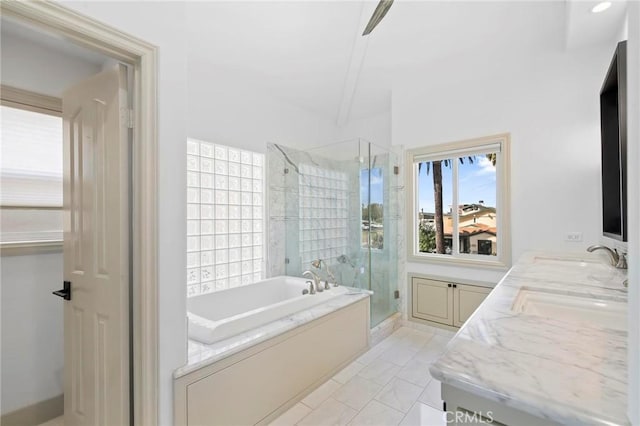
[
  {"xmin": 298, "ymin": 163, "xmax": 349, "ymax": 266},
  {"xmin": 186, "ymin": 139, "xmax": 264, "ymax": 297}
]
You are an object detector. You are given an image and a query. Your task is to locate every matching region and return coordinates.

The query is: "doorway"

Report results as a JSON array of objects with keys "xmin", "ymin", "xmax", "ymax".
[{"xmin": 0, "ymin": 2, "xmax": 159, "ymax": 425}]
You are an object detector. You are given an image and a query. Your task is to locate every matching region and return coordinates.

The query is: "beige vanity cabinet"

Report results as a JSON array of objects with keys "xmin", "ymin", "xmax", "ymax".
[{"xmin": 411, "ymin": 277, "xmax": 492, "ymax": 328}]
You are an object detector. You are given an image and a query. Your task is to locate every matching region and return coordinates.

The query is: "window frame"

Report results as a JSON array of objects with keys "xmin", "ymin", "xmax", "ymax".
[
  {"xmin": 406, "ymin": 133, "xmax": 511, "ymax": 269},
  {"xmin": 1, "ymin": 86, "xmax": 64, "ymax": 255},
  {"xmin": 360, "ymin": 166, "xmax": 386, "ymax": 253}
]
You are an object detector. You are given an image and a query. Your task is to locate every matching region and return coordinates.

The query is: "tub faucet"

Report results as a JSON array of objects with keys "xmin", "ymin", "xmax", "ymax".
[
  {"xmin": 311, "ymin": 259, "xmax": 338, "ymax": 288},
  {"xmin": 586, "ymin": 245, "xmax": 627, "ymax": 269},
  {"xmin": 302, "ymin": 270, "xmax": 322, "ymax": 293}
]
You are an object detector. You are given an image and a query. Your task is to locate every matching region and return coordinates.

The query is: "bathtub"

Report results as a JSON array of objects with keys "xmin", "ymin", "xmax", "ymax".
[{"xmin": 188, "ymin": 276, "xmax": 351, "ymax": 344}]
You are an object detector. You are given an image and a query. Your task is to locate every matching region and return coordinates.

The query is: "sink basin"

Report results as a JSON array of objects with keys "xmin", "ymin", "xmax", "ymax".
[{"xmin": 512, "ymin": 289, "xmax": 626, "ymax": 330}]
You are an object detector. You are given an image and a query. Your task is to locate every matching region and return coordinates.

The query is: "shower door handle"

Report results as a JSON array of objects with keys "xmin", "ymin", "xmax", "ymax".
[{"xmin": 53, "ymin": 281, "xmax": 71, "ymax": 301}]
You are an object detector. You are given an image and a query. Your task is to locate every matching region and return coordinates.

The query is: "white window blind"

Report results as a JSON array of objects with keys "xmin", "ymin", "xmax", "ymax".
[
  {"xmin": 1, "ymin": 105, "xmax": 63, "ymax": 244},
  {"xmin": 1, "ymin": 105, "xmax": 63, "ymax": 206}
]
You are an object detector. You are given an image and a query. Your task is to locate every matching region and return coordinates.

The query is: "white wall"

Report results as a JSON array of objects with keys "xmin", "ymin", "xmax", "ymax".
[
  {"xmin": 0, "ymin": 31, "xmax": 102, "ymax": 97},
  {"xmin": 187, "ymin": 68, "xmax": 338, "ymax": 154},
  {"xmin": 0, "ymin": 254, "xmax": 64, "ymax": 414},
  {"xmin": 626, "ymin": 3, "xmax": 639, "ymax": 423},
  {"xmin": 59, "ymin": 2, "xmax": 188, "ymax": 424},
  {"xmin": 0, "ymin": 31, "xmax": 103, "ymax": 415},
  {"xmin": 392, "ymin": 44, "xmax": 617, "ymax": 286}
]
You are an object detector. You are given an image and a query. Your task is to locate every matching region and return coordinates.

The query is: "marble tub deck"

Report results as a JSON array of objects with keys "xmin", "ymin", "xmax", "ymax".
[
  {"xmin": 176, "ymin": 287, "xmax": 372, "ymax": 378},
  {"xmin": 430, "ymin": 251, "xmax": 629, "ymax": 426}
]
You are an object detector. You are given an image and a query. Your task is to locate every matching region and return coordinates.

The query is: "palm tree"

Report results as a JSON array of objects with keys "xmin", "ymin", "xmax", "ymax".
[{"xmin": 419, "ymin": 154, "xmax": 494, "ymax": 254}]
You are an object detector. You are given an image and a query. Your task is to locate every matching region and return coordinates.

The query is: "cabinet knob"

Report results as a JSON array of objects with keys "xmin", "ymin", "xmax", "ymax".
[
  {"xmin": 447, "ymin": 283, "xmax": 452, "ymax": 288},
  {"xmin": 453, "ymin": 284, "xmax": 457, "ymax": 288}
]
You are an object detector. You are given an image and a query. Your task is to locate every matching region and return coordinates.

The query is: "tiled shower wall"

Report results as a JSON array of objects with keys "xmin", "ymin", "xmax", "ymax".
[
  {"xmin": 267, "ymin": 143, "xmax": 358, "ymax": 280},
  {"xmin": 186, "ymin": 139, "xmax": 265, "ymax": 297},
  {"xmin": 267, "ymin": 141, "xmax": 404, "ymax": 326}
]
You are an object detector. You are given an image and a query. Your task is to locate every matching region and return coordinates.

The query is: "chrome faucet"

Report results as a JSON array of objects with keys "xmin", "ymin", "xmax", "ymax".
[
  {"xmin": 311, "ymin": 259, "xmax": 338, "ymax": 289},
  {"xmin": 586, "ymin": 245, "xmax": 628, "ymax": 269},
  {"xmin": 302, "ymin": 270, "xmax": 322, "ymax": 293}
]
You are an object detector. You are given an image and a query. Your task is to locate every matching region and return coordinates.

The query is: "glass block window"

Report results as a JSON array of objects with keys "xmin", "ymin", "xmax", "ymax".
[
  {"xmin": 186, "ymin": 139, "xmax": 264, "ymax": 297},
  {"xmin": 298, "ymin": 164, "xmax": 349, "ymax": 266}
]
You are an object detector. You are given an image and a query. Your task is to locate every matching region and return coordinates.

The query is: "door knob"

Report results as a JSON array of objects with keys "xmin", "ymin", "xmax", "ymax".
[{"xmin": 53, "ymin": 281, "xmax": 71, "ymax": 301}]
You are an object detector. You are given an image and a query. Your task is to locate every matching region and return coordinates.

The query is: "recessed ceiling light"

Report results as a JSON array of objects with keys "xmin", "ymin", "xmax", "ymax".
[{"xmin": 592, "ymin": 1, "xmax": 612, "ymax": 13}]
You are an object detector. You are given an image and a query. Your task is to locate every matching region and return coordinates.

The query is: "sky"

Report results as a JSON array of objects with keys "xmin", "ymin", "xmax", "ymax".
[
  {"xmin": 418, "ymin": 155, "xmax": 497, "ymax": 213},
  {"xmin": 360, "ymin": 167, "xmax": 384, "ymax": 205}
]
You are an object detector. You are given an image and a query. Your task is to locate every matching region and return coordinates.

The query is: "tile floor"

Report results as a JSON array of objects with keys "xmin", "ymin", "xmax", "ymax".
[{"xmin": 270, "ymin": 326, "xmax": 453, "ymax": 426}]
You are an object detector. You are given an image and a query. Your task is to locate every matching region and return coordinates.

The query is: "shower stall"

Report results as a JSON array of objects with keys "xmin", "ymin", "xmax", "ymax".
[{"xmin": 267, "ymin": 139, "xmax": 401, "ymax": 327}]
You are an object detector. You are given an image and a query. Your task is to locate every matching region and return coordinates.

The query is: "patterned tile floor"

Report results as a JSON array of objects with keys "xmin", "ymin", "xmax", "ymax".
[{"xmin": 270, "ymin": 327, "xmax": 453, "ymax": 426}]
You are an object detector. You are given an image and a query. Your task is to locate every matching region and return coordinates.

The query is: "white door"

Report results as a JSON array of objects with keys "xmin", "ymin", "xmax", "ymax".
[{"xmin": 60, "ymin": 64, "xmax": 130, "ymax": 426}]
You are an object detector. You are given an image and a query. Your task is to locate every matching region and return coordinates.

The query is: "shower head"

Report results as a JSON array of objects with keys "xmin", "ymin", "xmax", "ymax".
[{"xmin": 337, "ymin": 254, "xmax": 355, "ymax": 267}]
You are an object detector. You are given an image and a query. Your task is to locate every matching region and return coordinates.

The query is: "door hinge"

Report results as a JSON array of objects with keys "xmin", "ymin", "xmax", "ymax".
[
  {"xmin": 127, "ymin": 108, "xmax": 134, "ymax": 129},
  {"xmin": 121, "ymin": 107, "xmax": 134, "ymax": 129}
]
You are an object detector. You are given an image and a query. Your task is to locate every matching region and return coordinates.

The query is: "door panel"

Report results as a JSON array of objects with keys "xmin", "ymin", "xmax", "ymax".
[
  {"xmin": 412, "ymin": 277, "xmax": 454, "ymax": 326},
  {"xmin": 454, "ymin": 284, "xmax": 491, "ymax": 327},
  {"xmin": 62, "ymin": 64, "xmax": 129, "ymax": 426}
]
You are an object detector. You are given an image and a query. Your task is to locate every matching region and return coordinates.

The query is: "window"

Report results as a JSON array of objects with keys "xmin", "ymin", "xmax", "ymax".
[
  {"xmin": 186, "ymin": 139, "xmax": 265, "ymax": 297},
  {"xmin": 298, "ymin": 163, "xmax": 349, "ymax": 265},
  {"xmin": 361, "ymin": 167, "xmax": 384, "ymax": 250},
  {"xmin": 407, "ymin": 134, "xmax": 510, "ymax": 268},
  {"xmin": 0, "ymin": 104, "xmax": 63, "ymax": 247}
]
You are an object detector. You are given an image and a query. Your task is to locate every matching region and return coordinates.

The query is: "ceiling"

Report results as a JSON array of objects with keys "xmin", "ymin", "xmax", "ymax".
[
  {"xmin": 565, "ymin": 0, "xmax": 628, "ymax": 49},
  {"xmin": 187, "ymin": 0, "xmax": 628, "ymax": 124},
  {"xmin": 3, "ymin": 1, "xmax": 623, "ymax": 121}
]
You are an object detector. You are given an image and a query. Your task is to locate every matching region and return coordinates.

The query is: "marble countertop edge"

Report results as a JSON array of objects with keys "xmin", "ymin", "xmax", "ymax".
[{"xmin": 429, "ymin": 250, "xmax": 629, "ymax": 426}]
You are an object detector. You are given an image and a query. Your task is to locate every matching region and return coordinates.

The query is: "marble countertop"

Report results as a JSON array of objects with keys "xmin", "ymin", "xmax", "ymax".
[
  {"xmin": 430, "ymin": 251, "xmax": 629, "ymax": 426},
  {"xmin": 175, "ymin": 287, "xmax": 371, "ymax": 379}
]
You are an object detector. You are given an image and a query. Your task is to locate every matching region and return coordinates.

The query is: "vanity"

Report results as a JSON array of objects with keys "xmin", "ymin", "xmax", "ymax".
[{"xmin": 430, "ymin": 252, "xmax": 629, "ymax": 425}]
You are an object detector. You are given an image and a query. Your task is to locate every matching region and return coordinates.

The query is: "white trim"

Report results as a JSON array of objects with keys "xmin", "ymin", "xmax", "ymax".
[
  {"xmin": 0, "ymin": 240, "xmax": 63, "ymax": 256},
  {"xmin": 405, "ymin": 133, "xmax": 512, "ymax": 270},
  {"xmin": 412, "ymin": 142, "xmax": 502, "ymax": 163},
  {"xmin": 0, "ymin": 85, "xmax": 62, "ymax": 116},
  {"xmin": 0, "ymin": 2, "xmax": 159, "ymax": 425}
]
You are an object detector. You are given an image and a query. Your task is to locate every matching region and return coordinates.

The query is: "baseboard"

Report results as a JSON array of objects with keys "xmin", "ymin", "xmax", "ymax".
[
  {"xmin": 370, "ymin": 312, "xmax": 402, "ymax": 346},
  {"xmin": 402, "ymin": 318, "xmax": 458, "ymax": 336},
  {"xmin": 1, "ymin": 394, "xmax": 63, "ymax": 426}
]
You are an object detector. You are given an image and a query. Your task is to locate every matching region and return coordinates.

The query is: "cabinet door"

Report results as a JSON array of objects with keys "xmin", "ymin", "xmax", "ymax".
[
  {"xmin": 453, "ymin": 284, "xmax": 491, "ymax": 327},
  {"xmin": 412, "ymin": 278, "xmax": 454, "ymax": 326}
]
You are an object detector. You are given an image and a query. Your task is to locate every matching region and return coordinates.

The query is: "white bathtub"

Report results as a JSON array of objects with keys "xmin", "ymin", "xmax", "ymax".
[{"xmin": 188, "ymin": 276, "xmax": 350, "ymax": 344}]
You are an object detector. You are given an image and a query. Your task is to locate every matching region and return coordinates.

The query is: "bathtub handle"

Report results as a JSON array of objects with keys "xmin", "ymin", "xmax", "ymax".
[{"xmin": 306, "ymin": 280, "xmax": 316, "ymax": 295}]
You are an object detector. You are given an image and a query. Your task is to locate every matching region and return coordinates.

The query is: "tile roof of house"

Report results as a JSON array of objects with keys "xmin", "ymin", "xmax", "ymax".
[{"xmin": 444, "ymin": 222, "xmax": 497, "ymax": 237}]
